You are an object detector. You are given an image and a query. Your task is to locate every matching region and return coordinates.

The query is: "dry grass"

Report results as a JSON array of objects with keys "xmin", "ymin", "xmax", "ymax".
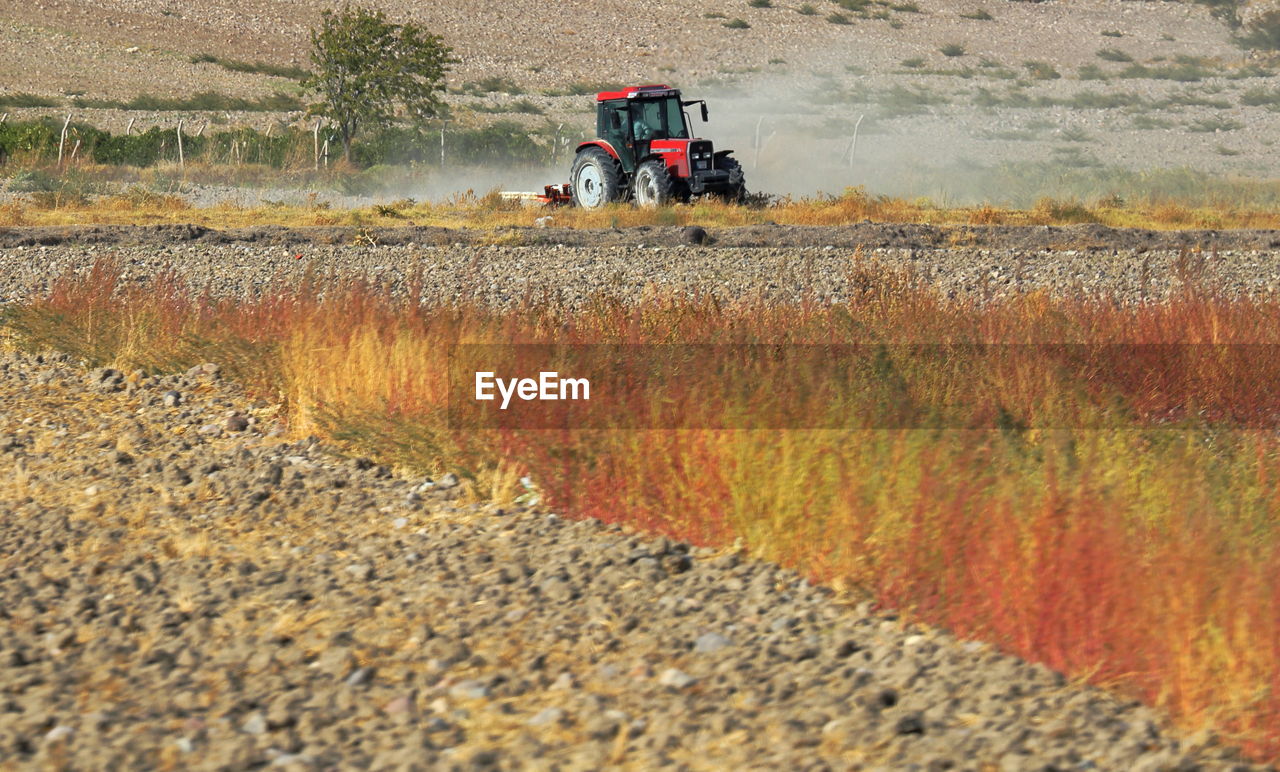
[{"xmin": 4, "ymin": 184, "xmax": 1280, "ymax": 231}]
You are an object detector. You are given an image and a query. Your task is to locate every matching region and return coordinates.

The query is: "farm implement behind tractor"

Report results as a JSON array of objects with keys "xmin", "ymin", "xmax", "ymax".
[{"xmin": 501, "ymin": 85, "xmax": 746, "ymax": 209}]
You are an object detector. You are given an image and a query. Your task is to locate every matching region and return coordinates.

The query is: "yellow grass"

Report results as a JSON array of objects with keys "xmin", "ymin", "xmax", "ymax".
[{"xmin": 4, "ymin": 187, "xmax": 1280, "ymax": 231}]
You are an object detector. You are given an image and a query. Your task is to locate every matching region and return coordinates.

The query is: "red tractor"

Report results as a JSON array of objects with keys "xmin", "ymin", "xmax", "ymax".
[{"xmin": 567, "ymin": 85, "xmax": 746, "ymax": 209}]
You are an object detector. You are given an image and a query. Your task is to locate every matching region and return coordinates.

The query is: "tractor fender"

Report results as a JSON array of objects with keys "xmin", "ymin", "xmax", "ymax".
[
  {"xmin": 713, "ymin": 149, "xmax": 736, "ymax": 159},
  {"xmin": 575, "ymin": 140, "xmax": 622, "ymax": 160}
]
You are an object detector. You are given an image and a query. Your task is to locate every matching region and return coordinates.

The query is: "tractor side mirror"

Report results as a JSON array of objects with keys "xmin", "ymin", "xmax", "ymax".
[
  {"xmin": 609, "ymin": 112, "xmax": 622, "ymax": 131},
  {"xmin": 701, "ymin": 103, "xmax": 709, "ymax": 122}
]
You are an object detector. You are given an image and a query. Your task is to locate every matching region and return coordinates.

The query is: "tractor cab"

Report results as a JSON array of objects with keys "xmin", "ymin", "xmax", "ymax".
[
  {"xmin": 595, "ymin": 86, "xmax": 694, "ymax": 173},
  {"xmin": 568, "ymin": 85, "xmax": 744, "ymax": 209}
]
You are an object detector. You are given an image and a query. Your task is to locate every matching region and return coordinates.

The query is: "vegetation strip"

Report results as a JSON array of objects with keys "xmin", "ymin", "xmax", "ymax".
[{"xmin": 6, "ymin": 258, "xmax": 1280, "ymax": 761}]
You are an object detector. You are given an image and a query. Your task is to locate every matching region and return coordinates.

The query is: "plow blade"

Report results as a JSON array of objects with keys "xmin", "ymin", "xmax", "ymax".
[{"xmin": 498, "ymin": 184, "xmax": 573, "ymax": 206}]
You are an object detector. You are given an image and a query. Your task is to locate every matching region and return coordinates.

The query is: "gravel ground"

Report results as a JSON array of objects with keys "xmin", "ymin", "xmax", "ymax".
[
  {"xmin": 0, "ymin": 348, "xmax": 1269, "ymax": 770},
  {"xmin": 2, "ymin": 224, "xmax": 1280, "ymax": 307}
]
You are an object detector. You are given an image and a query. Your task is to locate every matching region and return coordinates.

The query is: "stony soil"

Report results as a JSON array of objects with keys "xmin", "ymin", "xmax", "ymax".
[
  {"xmin": 0, "ymin": 348, "xmax": 1268, "ymax": 770},
  {"xmin": 1, "ymin": 225, "xmax": 1280, "ymax": 308}
]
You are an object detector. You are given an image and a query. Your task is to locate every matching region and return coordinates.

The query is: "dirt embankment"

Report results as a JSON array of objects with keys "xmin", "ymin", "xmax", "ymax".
[
  {"xmin": 2, "ymin": 227, "xmax": 1280, "ymax": 309},
  {"xmin": 0, "ymin": 349, "xmax": 1264, "ymax": 770},
  {"xmin": 5, "ymin": 222, "xmax": 1280, "ymax": 252}
]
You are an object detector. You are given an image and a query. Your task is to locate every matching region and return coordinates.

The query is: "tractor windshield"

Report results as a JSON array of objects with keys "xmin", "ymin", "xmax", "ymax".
[{"xmin": 629, "ymin": 97, "xmax": 689, "ymax": 141}]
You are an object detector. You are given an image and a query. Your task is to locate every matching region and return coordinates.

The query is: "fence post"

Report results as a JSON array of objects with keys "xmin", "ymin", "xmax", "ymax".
[
  {"xmin": 176, "ymin": 119, "xmax": 185, "ymax": 169},
  {"xmin": 125, "ymin": 117, "xmax": 135, "ymax": 135},
  {"xmin": 69, "ymin": 138, "xmax": 81, "ymax": 164},
  {"xmin": 322, "ymin": 136, "xmax": 329, "ymax": 168},
  {"xmin": 440, "ymin": 121, "xmax": 447, "ymax": 168},
  {"xmin": 57, "ymin": 113, "xmax": 71, "ymax": 167},
  {"xmin": 0, "ymin": 113, "xmax": 8, "ymax": 124},
  {"xmin": 313, "ymin": 119, "xmax": 321, "ymax": 170},
  {"xmin": 844, "ymin": 114, "xmax": 864, "ymax": 169}
]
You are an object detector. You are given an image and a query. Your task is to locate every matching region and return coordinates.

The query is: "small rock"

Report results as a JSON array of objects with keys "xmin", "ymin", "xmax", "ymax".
[
  {"xmin": 434, "ymin": 472, "xmax": 459, "ymax": 490},
  {"xmin": 682, "ymin": 225, "xmax": 708, "ymax": 245},
  {"xmin": 540, "ymin": 577, "xmax": 573, "ymax": 601},
  {"xmin": 44, "ymin": 725, "xmax": 74, "ymax": 743},
  {"xmin": 345, "ymin": 563, "xmax": 373, "ymax": 581},
  {"xmin": 162, "ymin": 390, "xmax": 182, "ymax": 407},
  {"xmin": 449, "ymin": 680, "xmax": 490, "ymax": 700},
  {"xmin": 241, "ymin": 712, "xmax": 268, "ymax": 735},
  {"xmin": 527, "ymin": 707, "xmax": 565, "ymax": 726},
  {"xmin": 895, "ymin": 711, "xmax": 925, "ymax": 736},
  {"xmin": 693, "ymin": 632, "xmax": 732, "ymax": 654},
  {"xmin": 384, "ymin": 695, "xmax": 413, "ymax": 715},
  {"xmin": 657, "ymin": 668, "xmax": 696, "ymax": 689},
  {"xmin": 315, "ymin": 647, "xmax": 357, "ymax": 678},
  {"xmin": 345, "ymin": 667, "xmax": 373, "ymax": 687},
  {"xmin": 225, "ymin": 415, "xmax": 250, "ymax": 432}
]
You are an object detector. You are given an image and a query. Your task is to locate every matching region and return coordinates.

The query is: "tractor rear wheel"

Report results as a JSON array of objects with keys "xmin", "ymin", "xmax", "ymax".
[
  {"xmin": 715, "ymin": 155, "xmax": 747, "ymax": 203},
  {"xmin": 570, "ymin": 147, "xmax": 622, "ymax": 209},
  {"xmin": 632, "ymin": 160, "xmax": 675, "ymax": 207}
]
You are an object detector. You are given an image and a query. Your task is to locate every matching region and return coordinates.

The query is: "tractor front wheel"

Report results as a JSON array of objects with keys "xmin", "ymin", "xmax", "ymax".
[
  {"xmin": 715, "ymin": 155, "xmax": 747, "ymax": 203},
  {"xmin": 632, "ymin": 159, "xmax": 676, "ymax": 208},
  {"xmin": 570, "ymin": 148, "xmax": 622, "ymax": 209}
]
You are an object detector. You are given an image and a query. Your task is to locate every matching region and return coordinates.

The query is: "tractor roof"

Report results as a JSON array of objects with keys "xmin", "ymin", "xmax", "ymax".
[{"xmin": 595, "ymin": 84, "xmax": 680, "ymax": 101}]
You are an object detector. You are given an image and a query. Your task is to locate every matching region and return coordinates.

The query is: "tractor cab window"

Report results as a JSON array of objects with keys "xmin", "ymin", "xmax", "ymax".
[{"xmin": 630, "ymin": 97, "xmax": 689, "ymax": 141}]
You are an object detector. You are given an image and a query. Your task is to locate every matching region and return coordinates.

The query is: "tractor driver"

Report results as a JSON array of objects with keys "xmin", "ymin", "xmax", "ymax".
[
  {"xmin": 632, "ymin": 100, "xmax": 662, "ymax": 141},
  {"xmin": 632, "ymin": 117, "xmax": 654, "ymax": 141}
]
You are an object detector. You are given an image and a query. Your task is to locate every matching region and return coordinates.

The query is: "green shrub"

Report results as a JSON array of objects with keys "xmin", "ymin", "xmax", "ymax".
[
  {"xmin": 1132, "ymin": 114, "xmax": 1174, "ymax": 130},
  {"xmin": 1241, "ymin": 85, "xmax": 1280, "ymax": 108},
  {"xmin": 900, "ymin": 57, "xmax": 925, "ymax": 68},
  {"xmin": 960, "ymin": 8, "xmax": 993, "ymax": 20},
  {"xmin": 798, "ymin": 3, "xmax": 818, "ymax": 14},
  {"xmin": 1096, "ymin": 48, "xmax": 1133, "ymax": 62},
  {"xmin": 0, "ymin": 118, "xmax": 60, "ymax": 161},
  {"xmin": 8, "ymin": 168, "xmax": 61, "ymax": 192},
  {"xmin": 446, "ymin": 121, "xmax": 545, "ymax": 166},
  {"xmin": 1186, "ymin": 115, "xmax": 1244, "ymax": 132},
  {"xmin": 1024, "ymin": 60, "xmax": 1060, "ymax": 80},
  {"xmin": 1077, "ymin": 64, "xmax": 1108, "ymax": 80},
  {"xmin": 1059, "ymin": 126, "xmax": 1092, "ymax": 142},
  {"xmin": 723, "ymin": 18, "xmax": 751, "ymax": 28},
  {"xmin": 1118, "ymin": 62, "xmax": 1213, "ymax": 82},
  {"xmin": 827, "ymin": 12, "xmax": 852, "ymax": 24},
  {"xmin": 1101, "ymin": 29, "xmax": 1123, "ymax": 38},
  {"xmin": 940, "ymin": 43, "xmax": 966, "ymax": 57},
  {"xmin": 748, "ymin": 0, "xmax": 772, "ymax": 7},
  {"xmin": 890, "ymin": 2, "xmax": 921, "ymax": 12},
  {"xmin": 73, "ymin": 91, "xmax": 303, "ymax": 112},
  {"xmin": 0, "ymin": 93, "xmax": 62, "ymax": 108},
  {"xmin": 190, "ymin": 54, "xmax": 309, "ymax": 80}
]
